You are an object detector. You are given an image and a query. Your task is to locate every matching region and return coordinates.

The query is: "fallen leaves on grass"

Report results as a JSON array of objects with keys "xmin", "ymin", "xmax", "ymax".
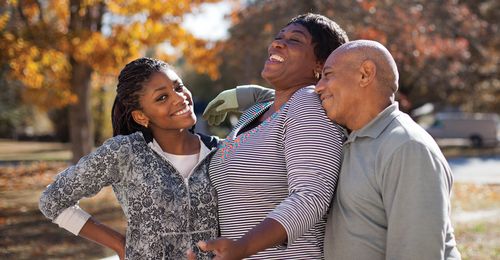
[
  {"xmin": 0, "ymin": 161, "xmax": 124, "ymax": 259},
  {"xmin": 452, "ymin": 183, "xmax": 500, "ymax": 211},
  {"xmin": 0, "ymin": 161, "xmax": 67, "ymax": 191}
]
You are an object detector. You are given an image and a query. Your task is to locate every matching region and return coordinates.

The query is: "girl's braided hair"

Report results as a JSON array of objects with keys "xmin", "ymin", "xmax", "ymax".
[{"xmin": 111, "ymin": 57, "xmax": 170, "ymax": 138}]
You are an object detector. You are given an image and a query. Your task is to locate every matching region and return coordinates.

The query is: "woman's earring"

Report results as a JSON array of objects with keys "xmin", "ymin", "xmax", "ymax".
[
  {"xmin": 314, "ymin": 70, "xmax": 320, "ymax": 79},
  {"xmin": 144, "ymin": 122, "xmax": 148, "ymax": 128}
]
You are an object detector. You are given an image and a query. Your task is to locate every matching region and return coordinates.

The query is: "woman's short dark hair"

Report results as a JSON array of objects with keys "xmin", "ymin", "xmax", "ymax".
[
  {"xmin": 111, "ymin": 57, "xmax": 170, "ymax": 138},
  {"xmin": 288, "ymin": 13, "xmax": 349, "ymax": 63}
]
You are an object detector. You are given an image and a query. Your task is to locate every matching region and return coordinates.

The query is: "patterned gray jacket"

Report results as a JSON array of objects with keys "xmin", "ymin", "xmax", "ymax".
[{"xmin": 39, "ymin": 131, "xmax": 219, "ymax": 259}]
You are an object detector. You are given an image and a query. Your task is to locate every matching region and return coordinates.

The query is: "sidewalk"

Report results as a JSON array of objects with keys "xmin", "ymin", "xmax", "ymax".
[{"xmin": 449, "ymin": 156, "xmax": 500, "ymax": 184}]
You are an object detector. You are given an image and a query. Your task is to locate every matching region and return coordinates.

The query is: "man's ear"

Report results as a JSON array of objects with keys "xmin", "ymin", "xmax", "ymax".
[
  {"xmin": 359, "ymin": 60, "xmax": 376, "ymax": 87},
  {"xmin": 131, "ymin": 110, "xmax": 149, "ymax": 128}
]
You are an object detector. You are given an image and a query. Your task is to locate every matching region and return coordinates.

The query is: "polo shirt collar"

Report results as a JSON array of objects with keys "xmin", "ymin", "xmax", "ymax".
[{"xmin": 347, "ymin": 102, "xmax": 401, "ymax": 142}]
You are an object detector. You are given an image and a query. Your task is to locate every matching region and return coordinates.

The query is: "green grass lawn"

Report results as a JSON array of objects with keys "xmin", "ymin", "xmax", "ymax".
[{"xmin": 452, "ymin": 183, "xmax": 500, "ymax": 259}]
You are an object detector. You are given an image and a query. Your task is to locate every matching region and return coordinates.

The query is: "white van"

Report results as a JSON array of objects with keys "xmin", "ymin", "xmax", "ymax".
[{"xmin": 425, "ymin": 112, "xmax": 499, "ymax": 147}]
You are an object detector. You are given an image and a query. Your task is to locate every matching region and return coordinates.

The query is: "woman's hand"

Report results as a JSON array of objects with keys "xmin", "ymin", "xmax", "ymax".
[
  {"xmin": 202, "ymin": 89, "xmax": 239, "ymax": 126},
  {"xmin": 197, "ymin": 238, "xmax": 247, "ymax": 260},
  {"xmin": 186, "ymin": 249, "xmax": 197, "ymax": 260},
  {"xmin": 197, "ymin": 218, "xmax": 286, "ymax": 260}
]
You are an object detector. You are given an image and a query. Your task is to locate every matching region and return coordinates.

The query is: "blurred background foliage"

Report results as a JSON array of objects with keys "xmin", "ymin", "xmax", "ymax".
[
  {"xmin": 0, "ymin": 0, "xmax": 498, "ymax": 162},
  {"xmin": 215, "ymin": 0, "xmax": 499, "ymax": 114}
]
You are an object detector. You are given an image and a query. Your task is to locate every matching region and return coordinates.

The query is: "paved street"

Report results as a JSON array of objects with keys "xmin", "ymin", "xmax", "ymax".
[{"xmin": 449, "ymin": 156, "xmax": 500, "ymax": 184}]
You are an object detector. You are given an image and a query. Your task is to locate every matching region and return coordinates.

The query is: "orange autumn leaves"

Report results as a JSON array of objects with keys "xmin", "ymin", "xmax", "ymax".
[{"xmin": 1, "ymin": 0, "xmax": 221, "ymax": 109}]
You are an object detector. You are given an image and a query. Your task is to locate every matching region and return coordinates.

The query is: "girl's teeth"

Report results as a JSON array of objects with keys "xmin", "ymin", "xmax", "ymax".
[{"xmin": 174, "ymin": 107, "xmax": 190, "ymax": 116}]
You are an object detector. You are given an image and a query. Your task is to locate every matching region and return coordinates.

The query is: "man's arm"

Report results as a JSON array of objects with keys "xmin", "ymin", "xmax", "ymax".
[{"xmin": 380, "ymin": 141, "xmax": 453, "ymax": 259}]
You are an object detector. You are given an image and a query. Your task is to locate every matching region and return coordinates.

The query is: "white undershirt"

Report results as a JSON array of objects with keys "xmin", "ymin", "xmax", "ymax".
[
  {"xmin": 148, "ymin": 136, "xmax": 211, "ymax": 180},
  {"xmin": 54, "ymin": 135, "xmax": 210, "ymax": 235}
]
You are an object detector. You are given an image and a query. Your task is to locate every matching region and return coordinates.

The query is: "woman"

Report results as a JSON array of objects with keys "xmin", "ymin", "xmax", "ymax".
[
  {"xmin": 38, "ymin": 58, "xmax": 272, "ymax": 259},
  {"xmin": 199, "ymin": 13, "xmax": 349, "ymax": 259}
]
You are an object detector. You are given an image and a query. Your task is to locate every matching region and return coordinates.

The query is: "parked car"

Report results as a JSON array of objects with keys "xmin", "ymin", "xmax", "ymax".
[{"xmin": 425, "ymin": 112, "xmax": 499, "ymax": 147}]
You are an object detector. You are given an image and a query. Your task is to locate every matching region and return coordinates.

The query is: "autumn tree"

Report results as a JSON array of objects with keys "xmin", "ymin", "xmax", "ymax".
[
  {"xmin": 0, "ymin": 0, "xmax": 221, "ymax": 163},
  {"xmin": 0, "ymin": 64, "xmax": 32, "ymax": 138},
  {"xmin": 216, "ymin": 0, "xmax": 498, "ymax": 113},
  {"xmin": 331, "ymin": 0, "xmax": 499, "ymax": 113}
]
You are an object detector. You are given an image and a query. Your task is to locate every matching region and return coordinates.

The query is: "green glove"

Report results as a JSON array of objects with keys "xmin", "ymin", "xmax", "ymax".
[{"xmin": 203, "ymin": 88, "xmax": 239, "ymax": 126}]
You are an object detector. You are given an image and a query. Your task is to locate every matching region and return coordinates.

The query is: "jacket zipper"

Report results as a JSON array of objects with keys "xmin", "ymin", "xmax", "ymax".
[{"xmin": 153, "ymin": 146, "xmax": 217, "ymax": 228}]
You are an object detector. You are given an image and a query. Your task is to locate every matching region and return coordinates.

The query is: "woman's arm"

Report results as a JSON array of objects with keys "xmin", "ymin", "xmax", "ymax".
[
  {"xmin": 202, "ymin": 85, "xmax": 275, "ymax": 126},
  {"xmin": 198, "ymin": 88, "xmax": 344, "ymax": 259},
  {"xmin": 267, "ymin": 88, "xmax": 344, "ymax": 245},
  {"xmin": 198, "ymin": 218, "xmax": 286, "ymax": 260},
  {"xmin": 236, "ymin": 85, "xmax": 275, "ymax": 109}
]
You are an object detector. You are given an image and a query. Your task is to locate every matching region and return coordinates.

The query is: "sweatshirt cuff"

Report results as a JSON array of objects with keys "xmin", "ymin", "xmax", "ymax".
[{"xmin": 53, "ymin": 205, "xmax": 91, "ymax": 235}]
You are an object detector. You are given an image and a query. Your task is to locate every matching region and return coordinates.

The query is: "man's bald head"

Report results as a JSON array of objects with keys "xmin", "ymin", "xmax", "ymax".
[
  {"xmin": 315, "ymin": 40, "xmax": 400, "ymax": 130},
  {"xmin": 333, "ymin": 40, "xmax": 399, "ymax": 93}
]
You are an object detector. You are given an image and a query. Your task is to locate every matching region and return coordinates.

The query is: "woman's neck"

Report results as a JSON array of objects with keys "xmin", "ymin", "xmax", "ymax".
[
  {"xmin": 273, "ymin": 85, "xmax": 308, "ymax": 109},
  {"xmin": 152, "ymin": 129, "xmax": 199, "ymax": 155},
  {"xmin": 259, "ymin": 84, "xmax": 308, "ymax": 121}
]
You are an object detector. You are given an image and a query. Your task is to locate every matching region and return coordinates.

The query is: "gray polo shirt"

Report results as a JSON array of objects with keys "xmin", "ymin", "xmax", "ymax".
[{"xmin": 325, "ymin": 103, "xmax": 461, "ymax": 260}]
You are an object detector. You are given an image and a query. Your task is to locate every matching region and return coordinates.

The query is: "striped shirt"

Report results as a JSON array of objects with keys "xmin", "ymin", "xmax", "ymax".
[{"xmin": 209, "ymin": 86, "xmax": 344, "ymax": 259}]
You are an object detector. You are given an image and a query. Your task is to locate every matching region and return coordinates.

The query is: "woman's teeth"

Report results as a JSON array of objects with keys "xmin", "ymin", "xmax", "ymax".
[{"xmin": 269, "ymin": 54, "xmax": 284, "ymax": 62}]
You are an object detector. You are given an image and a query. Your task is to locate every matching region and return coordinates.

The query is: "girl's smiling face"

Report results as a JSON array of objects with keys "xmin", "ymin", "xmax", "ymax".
[{"xmin": 132, "ymin": 69, "xmax": 196, "ymax": 133}]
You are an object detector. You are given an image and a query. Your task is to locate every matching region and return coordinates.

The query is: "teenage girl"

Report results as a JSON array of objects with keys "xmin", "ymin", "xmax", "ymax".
[{"xmin": 40, "ymin": 57, "xmax": 221, "ymax": 259}]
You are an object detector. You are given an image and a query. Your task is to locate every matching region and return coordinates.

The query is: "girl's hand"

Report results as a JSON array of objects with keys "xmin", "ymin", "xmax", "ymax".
[
  {"xmin": 117, "ymin": 241, "xmax": 125, "ymax": 260},
  {"xmin": 78, "ymin": 217, "xmax": 126, "ymax": 259}
]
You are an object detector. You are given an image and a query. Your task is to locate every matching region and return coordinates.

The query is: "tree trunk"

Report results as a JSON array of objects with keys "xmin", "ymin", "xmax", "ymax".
[
  {"xmin": 94, "ymin": 85, "xmax": 108, "ymax": 145},
  {"xmin": 66, "ymin": 0, "xmax": 103, "ymax": 163},
  {"xmin": 68, "ymin": 60, "xmax": 94, "ymax": 164}
]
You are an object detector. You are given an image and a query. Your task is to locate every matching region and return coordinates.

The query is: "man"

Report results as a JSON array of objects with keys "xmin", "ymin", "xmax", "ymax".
[{"xmin": 315, "ymin": 40, "xmax": 461, "ymax": 259}]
